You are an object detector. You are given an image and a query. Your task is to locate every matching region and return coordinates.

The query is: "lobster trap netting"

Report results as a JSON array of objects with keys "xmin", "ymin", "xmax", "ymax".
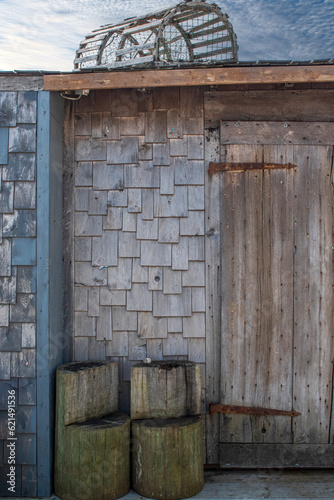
[{"xmin": 75, "ymin": 1, "xmax": 238, "ymax": 70}]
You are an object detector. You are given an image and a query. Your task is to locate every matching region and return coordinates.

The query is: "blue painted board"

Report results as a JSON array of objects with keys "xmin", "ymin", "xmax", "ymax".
[
  {"xmin": 3, "ymin": 434, "xmax": 37, "ymax": 465},
  {"xmin": 2, "ymin": 209, "xmax": 36, "ymax": 237},
  {"xmin": 19, "ymin": 378, "xmax": 36, "ymax": 405},
  {"xmin": 36, "ymin": 91, "xmax": 64, "ymax": 497},
  {"xmin": 36, "ymin": 90, "xmax": 51, "ymax": 497},
  {"xmin": 0, "ymin": 464, "xmax": 22, "ymax": 496},
  {"xmin": 0, "ymin": 128, "xmax": 9, "ymax": 164},
  {"xmin": 3, "ymin": 153, "xmax": 35, "ymax": 181},
  {"xmin": 17, "ymin": 91, "xmax": 37, "ymax": 124},
  {"xmin": 0, "ymin": 92, "xmax": 17, "ymax": 127},
  {"xmin": 0, "ymin": 379, "xmax": 18, "ymax": 410},
  {"xmin": 22, "ymin": 465, "xmax": 37, "ymax": 497},
  {"xmin": 0, "ymin": 181, "xmax": 14, "ymax": 212},
  {"xmin": 10, "ymin": 293, "xmax": 36, "ymax": 323},
  {"xmin": 10, "ymin": 349, "xmax": 36, "ymax": 378},
  {"xmin": 16, "ymin": 406, "xmax": 37, "ymax": 433},
  {"xmin": 12, "ymin": 237, "xmax": 36, "ymax": 265},
  {"xmin": 0, "ymin": 324, "xmax": 21, "ymax": 351},
  {"xmin": 17, "ymin": 266, "xmax": 37, "ymax": 294}
]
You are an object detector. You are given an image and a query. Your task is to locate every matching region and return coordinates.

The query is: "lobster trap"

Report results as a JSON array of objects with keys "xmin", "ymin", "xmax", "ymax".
[{"xmin": 74, "ymin": 1, "xmax": 238, "ymax": 70}]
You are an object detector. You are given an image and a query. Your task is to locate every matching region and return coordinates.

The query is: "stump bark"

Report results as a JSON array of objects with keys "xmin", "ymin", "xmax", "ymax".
[
  {"xmin": 55, "ymin": 412, "xmax": 130, "ymax": 500},
  {"xmin": 56, "ymin": 360, "xmax": 118, "ymax": 425},
  {"xmin": 132, "ymin": 416, "xmax": 204, "ymax": 500},
  {"xmin": 131, "ymin": 360, "xmax": 201, "ymax": 419}
]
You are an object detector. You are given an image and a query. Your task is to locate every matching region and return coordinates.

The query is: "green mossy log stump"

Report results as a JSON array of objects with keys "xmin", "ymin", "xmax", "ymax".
[
  {"xmin": 55, "ymin": 412, "xmax": 130, "ymax": 500},
  {"xmin": 132, "ymin": 416, "xmax": 204, "ymax": 500},
  {"xmin": 55, "ymin": 361, "xmax": 129, "ymax": 500},
  {"xmin": 131, "ymin": 360, "xmax": 201, "ymax": 419}
]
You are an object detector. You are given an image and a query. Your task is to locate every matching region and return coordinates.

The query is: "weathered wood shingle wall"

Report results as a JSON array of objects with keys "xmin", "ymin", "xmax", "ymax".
[
  {"xmin": 0, "ymin": 88, "xmax": 64, "ymax": 497},
  {"xmin": 0, "ymin": 91, "xmax": 38, "ymax": 496},
  {"xmin": 70, "ymin": 87, "xmax": 206, "ymax": 412}
]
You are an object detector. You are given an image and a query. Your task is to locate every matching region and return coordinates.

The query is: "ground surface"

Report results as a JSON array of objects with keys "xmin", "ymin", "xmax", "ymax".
[
  {"xmin": 3, "ymin": 470, "xmax": 334, "ymax": 500},
  {"xmin": 121, "ymin": 470, "xmax": 334, "ymax": 499}
]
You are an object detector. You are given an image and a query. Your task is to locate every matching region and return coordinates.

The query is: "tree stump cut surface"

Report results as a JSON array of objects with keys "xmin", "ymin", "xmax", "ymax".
[
  {"xmin": 132, "ymin": 416, "xmax": 204, "ymax": 500},
  {"xmin": 131, "ymin": 360, "xmax": 201, "ymax": 419},
  {"xmin": 56, "ymin": 360, "xmax": 119, "ymax": 425},
  {"xmin": 55, "ymin": 412, "xmax": 130, "ymax": 500}
]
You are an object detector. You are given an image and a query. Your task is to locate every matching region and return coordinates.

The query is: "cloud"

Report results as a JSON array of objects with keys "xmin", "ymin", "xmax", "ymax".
[
  {"xmin": 0, "ymin": 0, "xmax": 333, "ymax": 71},
  {"xmin": 221, "ymin": 0, "xmax": 334, "ymax": 60}
]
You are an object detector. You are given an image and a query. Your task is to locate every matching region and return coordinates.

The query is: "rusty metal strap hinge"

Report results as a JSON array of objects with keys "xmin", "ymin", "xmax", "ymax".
[
  {"xmin": 209, "ymin": 403, "xmax": 301, "ymax": 418},
  {"xmin": 208, "ymin": 162, "xmax": 298, "ymax": 174}
]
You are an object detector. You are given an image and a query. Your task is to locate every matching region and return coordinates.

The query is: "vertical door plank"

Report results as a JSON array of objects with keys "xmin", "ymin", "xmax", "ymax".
[
  {"xmin": 293, "ymin": 145, "xmax": 334, "ymax": 444},
  {"xmin": 205, "ymin": 127, "xmax": 221, "ymax": 464},
  {"xmin": 260, "ymin": 145, "xmax": 295, "ymax": 443},
  {"xmin": 220, "ymin": 145, "xmax": 295, "ymax": 445},
  {"xmin": 331, "ymin": 148, "xmax": 334, "ymax": 446},
  {"xmin": 220, "ymin": 145, "xmax": 263, "ymax": 443}
]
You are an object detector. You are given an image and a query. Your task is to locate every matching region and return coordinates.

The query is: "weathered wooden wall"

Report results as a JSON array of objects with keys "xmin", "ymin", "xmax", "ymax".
[
  {"xmin": 204, "ymin": 88, "xmax": 334, "ymax": 467},
  {"xmin": 64, "ymin": 87, "xmax": 207, "ymax": 415},
  {"xmin": 0, "ymin": 90, "xmax": 39, "ymax": 496},
  {"xmin": 0, "ymin": 87, "xmax": 64, "ymax": 496},
  {"xmin": 62, "ymin": 84, "xmax": 334, "ymax": 468}
]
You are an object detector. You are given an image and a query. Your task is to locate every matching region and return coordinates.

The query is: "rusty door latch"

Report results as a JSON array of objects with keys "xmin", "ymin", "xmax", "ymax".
[
  {"xmin": 209, "ymin": 403, "xmax": 301, "ymax": 418},
  {"xmin": 208, "ymin": 162, "xmax": 297, "ymax": 174}
]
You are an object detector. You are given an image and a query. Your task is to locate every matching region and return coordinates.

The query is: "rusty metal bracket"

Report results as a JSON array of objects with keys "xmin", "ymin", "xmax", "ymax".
[
  {"xmin": 208, "ymin": 162, "xmax": 297, "ymax": 174},
  {"xmin": 209, "ymin": 403, "xmax": 301, "ymax": 418}
]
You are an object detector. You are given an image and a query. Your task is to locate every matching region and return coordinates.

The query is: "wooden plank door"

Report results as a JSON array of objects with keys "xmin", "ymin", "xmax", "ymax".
[{"xmin": 218, "ymin": 123, "xmax": 334, "ymax": 467}]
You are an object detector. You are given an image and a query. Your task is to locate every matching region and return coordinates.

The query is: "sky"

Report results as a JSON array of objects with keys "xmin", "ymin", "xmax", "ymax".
[{"xmin": 0, "ymin": 0, "xmax": 333, "ymax": 72}]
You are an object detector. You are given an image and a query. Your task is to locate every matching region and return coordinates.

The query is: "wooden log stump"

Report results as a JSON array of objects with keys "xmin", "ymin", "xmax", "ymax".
[
  {"xmin": 55, "ymin": 412, "xmax": 130, "ymax": 500},
  {"xmin": 54, "ymin": 361, "xmax": 127, "ymax": 500},
  {"xmin": 132, "ymin": 416, "xmax": 204, "ymax": 500},
  {"xmin": 131, "ymin": 360, "xmax": 201, "ymax": 419},
  {"xmin": 56, "ymin": 360, "xmax": 119, "ymax": 425}
]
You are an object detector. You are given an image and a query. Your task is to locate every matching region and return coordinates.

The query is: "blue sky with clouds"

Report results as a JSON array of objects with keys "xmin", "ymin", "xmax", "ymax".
[{"xmin": 0, "ymin": 0, "xmax": 333, "ymax": 71}]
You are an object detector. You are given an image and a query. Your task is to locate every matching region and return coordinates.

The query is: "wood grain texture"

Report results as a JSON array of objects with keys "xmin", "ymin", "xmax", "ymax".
[
  {"xmin": 219, "ymin": 443, "xmax": 334, "ymax": 468},
  {"xmin": 205, "ymin": 89, "xmax": 334, "ymax": 128},
  {"xmin": 0, "ymin": 76, "xmax": 44, "ymax": 91},
  {"xmin": 118, "ymin": 470, "xmax": 334, "ymax": 499},
  {"xmin": 55, "ymin": 412, "xmax": 130, "ymax": 500},
  {"xmin": 220, "ymin": 144, "xmax": 295, "ymax": 445},
  {"xmin": 44, "ymin": 65, "xmax": 334, "ymax": 91},
  {"xmin": 132, "ymin": 417, "xmax": 204, "ymax": 500},
  {"xmin": 293, "ymin": 145, "xmax": 333, "ymax": 445},
  {"xmin": 36, "ymin": 91, "xmax": 64, "ymax": 496},
  {"xmin": 220, "ymin": 121, "xmax": 334, "ymax": 145},
  {"xmin": 217, "ymin": 133, "xmax": 333, "ymax": 465},
  {"xmin": 131, "ymin": 361, "xmax": 201, "ymax": 419},
  {"xmin": 56, "ymin": 361, "xmax": 118, "ymax": 425},
  {"xmin": 204, "ymin": 126, "xmax": 221, "ymax": 464}
]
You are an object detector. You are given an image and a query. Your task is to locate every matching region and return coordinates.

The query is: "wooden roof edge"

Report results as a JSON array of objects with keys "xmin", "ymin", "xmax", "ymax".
[{"xmin": 44, "ymin": 64, "xmax": 334, "ymax": 91}]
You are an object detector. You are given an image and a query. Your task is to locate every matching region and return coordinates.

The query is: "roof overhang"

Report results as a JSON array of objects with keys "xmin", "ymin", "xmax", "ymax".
[{"xmin": 44, "ymin": 64, "xmax": 334, "ymax": 91}]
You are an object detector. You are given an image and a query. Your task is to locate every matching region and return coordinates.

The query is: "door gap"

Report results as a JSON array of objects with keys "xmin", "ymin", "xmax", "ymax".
[
  {"xmin": 329, "ymin": 146, "xmax": 334, "ymax": 444},
  {"xmin": 328, "ymin": 365, "xmax": 334, "ymax": 444},
  {"xmin": 291, "ymin": 145, "xmax": 296, "ymax": 442}
]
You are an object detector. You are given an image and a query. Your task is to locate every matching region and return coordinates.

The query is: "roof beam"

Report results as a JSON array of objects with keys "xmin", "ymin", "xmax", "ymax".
[{"xmin": 44, "ymin": 65, "xmax": 334, "ymax": 91}]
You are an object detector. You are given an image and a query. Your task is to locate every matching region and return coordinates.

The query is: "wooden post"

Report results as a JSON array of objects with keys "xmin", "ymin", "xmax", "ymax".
[
  {"xmin": 132, "ymin": 417, "xmax": 204, "ymax": 500},
  {"xmin": 54, "ymin": 361, "xmax": 130, "ymax": 500},
  {"xmin": 56, "ymin": 360, "xmax": 119, "ymax": 425},
  {"xmin": 131, "ymin": 360, "xmax": 201, "ymax": 419},
  {"xmin": 55, "ymin": 412, "xmax": 130, "ymax": 500}
]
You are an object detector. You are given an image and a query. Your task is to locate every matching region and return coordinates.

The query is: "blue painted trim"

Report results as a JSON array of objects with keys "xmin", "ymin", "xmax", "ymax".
[
  {"xmin": 36, "ymin": 91, "xmax": 52, "ymax": 497},
  {"xmin": 36, "ymin": 91, "xmax": 64, "ymax": 497},
  {"xmin": 0, "ymin": 127, "xmax": 9, "ymax": 164},
  {"xmin": 12, "ymin": 237, "xmax": 37, "ymax": 265}
]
